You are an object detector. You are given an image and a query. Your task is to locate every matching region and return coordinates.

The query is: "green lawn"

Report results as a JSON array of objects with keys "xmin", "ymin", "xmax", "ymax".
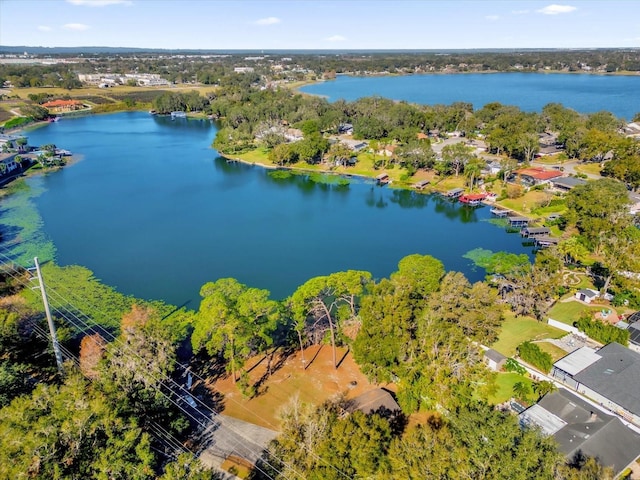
[
  {"xmin": 487, "ymin": 372, "xmax": 534, "ymax": 404},
  {"xmin": 547, "ymin": 299, "xmax": 605, "ymax": 325},
  {"xmin": 575, "ymin": 163, "xmax": 602, "ymax": 176},
  {"xmin": 535, "ymin": 341, "xmax": 570, "ymax": 362},
  {"xmin": 491, "ymin": 312, "xmax": 565, "ymax": 357},
  {"xmin": 497, "ymin": 190, "xmax": 552, "ymax": 217}
]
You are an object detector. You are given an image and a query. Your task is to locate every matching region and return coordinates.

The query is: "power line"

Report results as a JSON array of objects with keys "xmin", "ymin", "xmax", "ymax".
[{"xmin": 0, "ymin": 252, "xmax": 351, "ymax": 479}]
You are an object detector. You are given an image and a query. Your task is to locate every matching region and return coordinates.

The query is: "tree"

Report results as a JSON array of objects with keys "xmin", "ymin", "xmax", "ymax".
[
  {"xmin": 512, "ymin": 381, "xmax": 532, "ymax": 402},
  {"xmin": 289, "ymin": 271, "xmax": 372, "ymax": 368},
  {"xmin": 565, "ymin": 178, "xmax": 631, "ymax": 251},
  {"xmin": 192, "ymin": 278, "xmax": 280, "ymax": 383},
  {"xmin": 441, "ymin": 141, "xmax": 474, "ymax": 176}
]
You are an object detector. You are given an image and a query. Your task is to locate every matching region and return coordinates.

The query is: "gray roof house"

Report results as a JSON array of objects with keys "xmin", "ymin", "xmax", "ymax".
[
  {"xmin": 551, "ymin": 343, "xmax": 640, "ymax": 426},
  {"xmin": 519, "ymin": 388, "xmax": 640, "ymax": 477},
  {"xmin": 484, "ymin": 348, "xmax": 507, "ymax": 371},
  {"xmin": 550, "ymin": 177, "xmax": 588, "ymax": 192}
]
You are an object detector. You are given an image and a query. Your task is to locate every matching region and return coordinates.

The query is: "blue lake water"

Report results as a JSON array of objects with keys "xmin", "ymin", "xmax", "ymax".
[
  {"xmin": 4, "ymin": 112, "xmax": 533, "ymax": 306},
  {"xmin": 300, "ymin": 73, "xmax": 640, "ymax": 119}
]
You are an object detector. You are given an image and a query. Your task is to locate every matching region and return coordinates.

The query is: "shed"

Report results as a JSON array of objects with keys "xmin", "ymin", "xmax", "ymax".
[
  {"xmin": 484, "ymin": 349, "xmax": 507, "ymax": 371},
  {"xmin": 575, "ymin": 289, "xmax": 599, "ymax": 304}
]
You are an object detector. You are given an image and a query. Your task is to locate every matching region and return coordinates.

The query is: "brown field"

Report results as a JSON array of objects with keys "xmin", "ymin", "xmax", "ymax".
[{"xmin": 208, "ymin": 345, "xmax": 392, "ymax": 430}]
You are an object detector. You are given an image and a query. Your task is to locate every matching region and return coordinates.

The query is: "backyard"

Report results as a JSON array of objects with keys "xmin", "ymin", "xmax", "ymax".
[{"xmin": 491, "ymin": 311, "xmax": 565, "ymax": 357}]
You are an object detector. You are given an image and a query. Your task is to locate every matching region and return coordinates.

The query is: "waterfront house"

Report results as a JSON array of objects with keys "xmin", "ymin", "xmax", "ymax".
[
  {"xmin": 41, "ymin": 99, "xmax": 84, "ymax": 113},
  {"xmin": 340, "ymin": 138, "xmax": 367, "ymax": 152},
  {"xmin": 519, "ymin": 388, "xmax": 640, "ymax": 478},
  {"xmin": 512, "ymin": 167, "xmax": 563, "ymax": 187}
]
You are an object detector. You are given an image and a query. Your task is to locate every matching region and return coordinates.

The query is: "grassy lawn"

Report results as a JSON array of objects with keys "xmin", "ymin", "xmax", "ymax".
[
  {"xmin": 575, "ymin": 163, "xmax": 602, "ymax": 176},
  {"xmin": 535, "ymin": 341, "xmax": 570, "ymax": 362},
  {"xmin": 547, "ymin": 299, "xmax": 607, "ymax": 325},
  {"xmin": 497, "ymin": 190, "xmax": 552, "ymax": 217},
  {"xmin": 491, "ymin": 311, "xmax": 565, "ymax": 357},
  {"xmin": 487, "ymin": 372, "xmax": 534, "ymax": 404},
  {"xmin": 533, "ymin": 156, "xmax": 564, "ymax": 165}
]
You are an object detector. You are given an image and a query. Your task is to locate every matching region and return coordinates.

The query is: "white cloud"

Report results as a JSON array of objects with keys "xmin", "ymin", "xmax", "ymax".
[
  {"xmin": 254, "ymin": 17, "xmax": 281, "ymax": 26},
  {"xmin": 485, "ymin": 15, "xmax": 500, "ymax": 21},
  {"xmin": 63, "ymin": 23, "xmax": 91, "ymax": 31},
  {"xmin": 67, "ymin": 0, "xmax": 132, "ymax": 6},
  {"xmin": 325, "ymin": 35, "xmax": 346, "ymax": 42},
  {"xmin": 537, "ymin": 4, "xmax": 577, "ymax": 15},
  {"xmin": 37, "ymin": 25, "xmax": 53, "ymax": 32},
  {"xmin": 512, "ymin": 9, "xmax": 530, "ymax": 15}
]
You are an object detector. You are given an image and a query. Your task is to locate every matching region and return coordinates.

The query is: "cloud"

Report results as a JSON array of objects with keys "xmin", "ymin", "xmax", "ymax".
[
  {"xmin": 254, "ymin": 17, "xmax": 281, "ymax": 26},
  {"xmin": 512, "ymin": 9, "xmax": 530, "ymax": 15},
  {"xmin": 325, "ymin": 35, "xmax": 346, "ymax": 42},
  {"xmin": 37, "ymin": 25, "xmax": 53, "ymax": 32},
  {"xmin": 63, "ymin": 23, "xmax": 91, "ymax": 31},
  {"xmin": 67, "ymin": 0, "xmax": 132, "ymax": 6},
  {"xmin": 537, "ymin": 4, "xmax": 577, "ymax": 15},
  {"xmin": 485, "ymin": 15, "xmax": 500, "ymax": 21}
]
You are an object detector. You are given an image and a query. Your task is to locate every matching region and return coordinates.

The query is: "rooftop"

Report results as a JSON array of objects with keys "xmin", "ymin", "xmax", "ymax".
[
  {"xmin": 515, "ymin": 167, "xmax": 564, "ymax": 181},
  {"xmin": 346, "ymin": 388, "xmax": 401, "ymax": 415},
  {"xmin": 521, "ymin": 388, "xmax": 640, "ymax": 476},
  {"xmin": 573, "ymin": 343, "xmax": 640, "ymax": 416},
  {"xmin": 554, "ymin": 346, "xmax": 601, "ymax": 376},
  {"xmin": 484, "ymin": 348, "xmax": 507, "ymax": 363}
]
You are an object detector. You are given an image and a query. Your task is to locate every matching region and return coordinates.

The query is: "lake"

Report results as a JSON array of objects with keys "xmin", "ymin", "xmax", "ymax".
[
  {"xmin": 300, "ymin": 73, "xmax": 640, "ymax": 119},
  {"xmin": 4, "ymin": 112, "xmax": 532, "ymax": 306}
]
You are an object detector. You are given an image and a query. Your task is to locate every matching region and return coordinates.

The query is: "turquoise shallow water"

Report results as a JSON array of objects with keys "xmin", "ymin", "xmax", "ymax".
[
  {"xmin": 6, "ymin": 112, "xmax": 533, "ymax": 305},
  {"xmin": 300, "ymin": 72, "xmax": 640, "ymax": 119}
]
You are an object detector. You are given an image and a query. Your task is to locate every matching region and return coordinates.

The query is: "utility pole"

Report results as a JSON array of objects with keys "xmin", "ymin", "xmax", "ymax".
[{"xmin": 33, "ymin": 257, "xmax": 64, "ymax": 374}]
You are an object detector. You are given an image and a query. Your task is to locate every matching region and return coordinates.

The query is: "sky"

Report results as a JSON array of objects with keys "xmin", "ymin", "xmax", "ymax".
[{"xmin": 1, "ymin": 0, "xmax": 639, "ymax": 50}]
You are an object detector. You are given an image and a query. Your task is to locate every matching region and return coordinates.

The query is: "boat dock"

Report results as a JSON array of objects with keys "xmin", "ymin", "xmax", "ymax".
[{"xmin": 490, "ymin": 208, "xmax": 510, "ymax": 217}]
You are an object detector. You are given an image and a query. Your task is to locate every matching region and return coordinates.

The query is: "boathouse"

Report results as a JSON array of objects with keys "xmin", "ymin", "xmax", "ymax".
[
  {"xmin": 446, "ymin": 187, "xmax": 464, "ymax": 198},
  {"xmin": 535, "ymin": 237, "xmax": 559, "ymax": 248},
  {"xmin": 376, "ymin": 172, "xmax": 390, "ymax": 184},
  {"xmin": 521, "ymin": 227, "xmax": 550, "ymax": 238},
  {"xmin": 508, "ymin": 216, "xmax": 530, "ymax": 227},
  {"xmin": 413, "ymin": 179, "xmax": 430, "ymax": 190}
]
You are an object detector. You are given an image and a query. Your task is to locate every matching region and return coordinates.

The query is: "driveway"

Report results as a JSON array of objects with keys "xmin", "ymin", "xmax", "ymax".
[{"xmin": 198, "ymin": 414, "xmax": 279, "ymax": 476}]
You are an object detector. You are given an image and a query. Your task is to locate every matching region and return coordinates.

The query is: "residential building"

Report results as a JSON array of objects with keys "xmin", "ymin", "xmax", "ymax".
[
  {"xmin": 551, "ymin": 343, "xmax": 640, "ymax": 426},
  {"xmin": 550, "ymin": 176, "xmax": 587, "ymax": 192},
  {"xmin": 519, "ymin": 388, "xmax": 640, "ymax": 478},
  {"xmin": 512, "ymin": 167, "xmax": 563, "ymax": 186}
]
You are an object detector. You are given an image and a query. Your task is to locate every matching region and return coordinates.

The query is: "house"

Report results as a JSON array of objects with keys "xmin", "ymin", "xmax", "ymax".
[
  {"xmin": 284, "ymin": 128, "xmax": 303, "ymax": 142},
  {"xmin": 0, "ymin": 134, "xmax": 27, "ymax": 151},
  {"xmin": 484, "ymin": 348, "xmax": 507, "ymax": 371},
  {"xmin": 483, "ymin": 161, "xmax": 502, "ymax": 176},
  {"xmin": 340, "ymin": 139, "xmax": 367, "ymax": 152},
  {"xmin": 346, "ymin": 388, "xmax": 401, "ymax": 416},
  {"xmin": 550, "ymin": 343, "xmax": 640, "ymax": 426},
  {"xmin": 41, "ymin": 99, "xmax": 84, "ymax": 113},
  {"xmin": 626, "ymin": 312, "xmax": 640, "ymax": 354},
  {"xmin": 550, "ymin": 177, "xmax": 587, "ymax": 192},
  {"xmin": 377, "ymin": 145, "xmax": 397, "ymax": 157},
  {"xmin": 575, "ymin": 288, "xmax": 599, "ymax": 304},
  {"xmin": 0, "ymin": 152, "xmax": 20, "ymax": 176},
  {"xmin": 519, "ymin": 388, "xmax": 640, "ymax": 478},
  {"xmin": 338, "ymin": 123, "xmax": 353, "ymax": 135},
  {"xmin": 512, "ymin": 167, "xmax": 563, "ymax": 186}
]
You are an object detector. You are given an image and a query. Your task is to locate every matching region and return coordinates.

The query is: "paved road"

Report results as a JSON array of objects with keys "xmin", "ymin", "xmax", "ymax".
[{"xmin": 198, "ymin": 414, "xmax": 279, "ymax": 477}]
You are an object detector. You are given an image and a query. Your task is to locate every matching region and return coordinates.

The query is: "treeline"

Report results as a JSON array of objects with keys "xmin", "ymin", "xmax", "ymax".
[
  {"xmin": 265, "ymin": 398, "xmax": 611, "ymax": 479},
  {"xmin": 198, "ymin": 85, "xmax": 640, "ymax": 188}
]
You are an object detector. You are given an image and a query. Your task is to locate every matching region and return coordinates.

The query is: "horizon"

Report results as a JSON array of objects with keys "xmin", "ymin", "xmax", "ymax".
[{"xmin": 1, "ymin": 1, "xmax": 639, "ymax": 50}]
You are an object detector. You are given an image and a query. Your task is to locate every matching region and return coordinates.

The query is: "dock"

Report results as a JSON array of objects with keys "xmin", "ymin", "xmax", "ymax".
[
  {"xmin": 508, "ymin": 216, "xmax": 531, "ymax": 227},
  {"xmin": 445, "ymin": 187, "xmax": 464, "ymax": 198},
  {"xmin": 413, "ymin": 179, "xmax": 430, "ymax": 190},
  {"xmin": 535, "ymin": 236, "xmax": 559, "ymax": 248}
]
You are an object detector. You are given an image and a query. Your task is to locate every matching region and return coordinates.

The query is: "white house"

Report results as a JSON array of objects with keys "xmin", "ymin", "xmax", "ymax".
[{"xmin": 575, "ymin": 288, "xmax": 599, "ymax": 304}]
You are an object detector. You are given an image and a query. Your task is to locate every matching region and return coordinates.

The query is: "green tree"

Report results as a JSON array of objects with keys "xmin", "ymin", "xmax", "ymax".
[{"xmin": 191, "ymin": 278, "xmax": 280, "ymax": 382}]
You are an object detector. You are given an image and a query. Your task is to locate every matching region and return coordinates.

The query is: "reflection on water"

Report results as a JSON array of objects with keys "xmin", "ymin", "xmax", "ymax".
[{"xmin": 14, "ymin": 112, "xmax": 533, "ymax": 304}]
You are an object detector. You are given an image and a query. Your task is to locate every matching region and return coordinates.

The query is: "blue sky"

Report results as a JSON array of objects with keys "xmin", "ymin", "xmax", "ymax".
[{"xmin": 1, "ymin": 0, "xmax": 639, "ymax": 50}]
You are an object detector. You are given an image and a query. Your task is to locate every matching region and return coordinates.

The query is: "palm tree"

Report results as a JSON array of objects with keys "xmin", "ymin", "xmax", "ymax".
[{"xmin": 512, "ymin": 381, "xmax": 531, "ymax": 402}]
